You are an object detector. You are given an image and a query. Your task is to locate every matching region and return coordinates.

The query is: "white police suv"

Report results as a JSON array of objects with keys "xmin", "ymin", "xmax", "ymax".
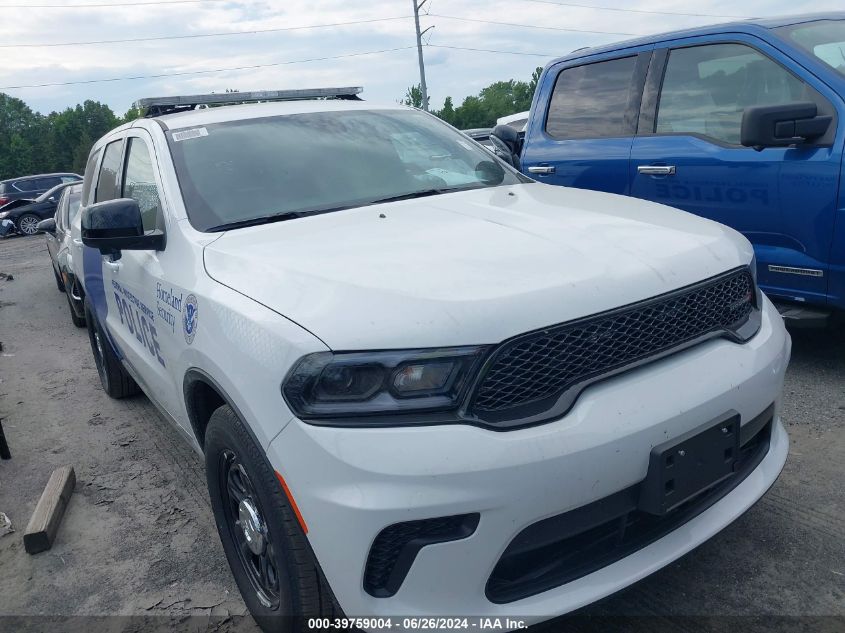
[{"xmin": 75, "ymin": 88, "xmax": 791, "ymax": 630}]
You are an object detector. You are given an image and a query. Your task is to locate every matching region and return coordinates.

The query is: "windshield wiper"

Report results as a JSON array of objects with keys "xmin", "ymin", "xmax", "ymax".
[
  {"xmin": 206, "ymin": 213, "xmax": 300, "ymax": 232},
  {"xmin": 365, "ymin": 186, "xmax": 480, "ymax": 206},
  {"xmin": 206, "ymin": 187, "xmax": 483, "ymax": 232},
  {"xmin": 206, "ymin": 204, "xmax": 357, "ymax": 232}
]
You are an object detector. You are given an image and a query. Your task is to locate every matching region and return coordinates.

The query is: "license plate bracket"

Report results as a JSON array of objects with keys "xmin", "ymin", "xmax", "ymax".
[{"xmin": 639, "ymin": 412, "xmax": 741, "ymax": 516}]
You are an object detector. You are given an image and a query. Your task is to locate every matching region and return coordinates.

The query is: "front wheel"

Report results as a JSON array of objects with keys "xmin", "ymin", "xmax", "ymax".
[
  {"xmin": 205, "ymin": 404, "xmax": 341, "ymax": 632},
  {"xmin": 17, "ymin": 213, "xmax": 40, "ymax": 236}
]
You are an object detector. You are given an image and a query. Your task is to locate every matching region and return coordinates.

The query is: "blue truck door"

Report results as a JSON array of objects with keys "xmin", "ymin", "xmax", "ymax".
[
  {"xmin": 629, "ymin": 36, "xmax": 842, "ymax": 307},
  {"xmin": 521, "ymin": 49, "xmax": 651, "ymax": 195}
]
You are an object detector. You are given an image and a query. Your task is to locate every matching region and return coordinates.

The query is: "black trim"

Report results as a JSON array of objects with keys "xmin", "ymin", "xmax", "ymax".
[
  {"xmin": 364, "ymin": 513, "xmax": 480, "ymax": 598},
  {"xmin": 183, "ymin": 368, "xmax": 265, "ymax": 453},
  {"xmin": 624, "ymin": 52, "xmax": 653, "ymax": 135},
  {"xmin": 637, "ymin": 48, "xmax": 667, "ymax": 134},
  {"xmin": 486, "ymin": 406, "xmax": 775, "ymax": 603}
]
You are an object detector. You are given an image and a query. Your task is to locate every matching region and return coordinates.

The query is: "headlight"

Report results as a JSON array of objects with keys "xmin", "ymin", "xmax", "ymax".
[
  {"xmin": 0, "ymin": 211, "xmax": 9, "ymax": 219},
  {"xmin": 282, "ymin": 347, "xmax": 487, "ymax": 422}
]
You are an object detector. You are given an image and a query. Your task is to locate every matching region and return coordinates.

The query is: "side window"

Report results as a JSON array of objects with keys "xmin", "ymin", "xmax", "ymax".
[
  {"xmin": 66, "ymin": 191, "xmax": 82, "ymax": 227},
  {"xmin": 122, "ymin": 137, "xmax": 162, "ymax": 232},
  {"xmin": 15, "ymin": 179, "xmax": 38, "ymax": 192},
  {"xmin": 55, "ymin": 191, "xmax": 69, "ymax": 231},
  {"xmin": 546, "ymin": 56, "xmax": 638, "ymax": 140},
  {"xmin": 95, "ymin": 140, "xmax": 123, "ymax": 202},
  {"xmin": 656, "ymin": 43, "xmax": 809, "ymax": 145},
  {"xmin": 82, "ymin": 148, "xmax": 102, "ymax": 205}
]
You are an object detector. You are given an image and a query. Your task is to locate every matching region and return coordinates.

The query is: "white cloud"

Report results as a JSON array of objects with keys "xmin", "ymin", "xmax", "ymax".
[{"xmin": 0, "ymin": 0, "xmax": 840, "ymax": 115}]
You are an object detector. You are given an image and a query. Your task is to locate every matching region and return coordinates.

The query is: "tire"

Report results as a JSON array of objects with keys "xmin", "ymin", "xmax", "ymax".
[
  {"xmin": 67, "ymin": 291, "xmax": 86, "ymax": 327},
  {"xmin": 17, "ymin": 213, "xmax": 41, "ymax": 236},
  {"xmin": 83, "ymin": 299, "xmax": 139, "ymax": 398},
  {"xmin": 53, "ymin": 265, "xmax": 66, "ymax": 292},
  {"xmin": 205, "ymin": 405, "xmax": 342, "ymax": 632}
]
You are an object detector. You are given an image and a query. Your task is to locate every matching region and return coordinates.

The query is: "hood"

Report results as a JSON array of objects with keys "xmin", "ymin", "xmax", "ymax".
[{"xmin": 203, "ymin": 183, "xmax": 753, "ymax": 350}]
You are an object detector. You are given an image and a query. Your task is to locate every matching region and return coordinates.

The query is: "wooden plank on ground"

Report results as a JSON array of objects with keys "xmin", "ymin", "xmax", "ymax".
[{"xmin": 24, "ymin": 465, "xmax": 75, "ymax": 554}]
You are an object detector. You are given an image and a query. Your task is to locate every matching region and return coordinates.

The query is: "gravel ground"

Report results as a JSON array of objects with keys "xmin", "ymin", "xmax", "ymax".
[{"xmin": 0, "ymin": 235, "xmax": 843, "ymax": 632}]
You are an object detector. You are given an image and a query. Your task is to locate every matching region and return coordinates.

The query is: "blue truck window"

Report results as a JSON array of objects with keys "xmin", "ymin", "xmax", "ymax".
[
  {"xmin": 656, "ymin": 44, "xmax": 806, "ymax": 145},
  {"xmin": 546, "ymin": 56, "xmax": 637, "ymax": 140},
  {"xmin": 779, "ymin": 20, "xmax": 845, "ymax": 77}
]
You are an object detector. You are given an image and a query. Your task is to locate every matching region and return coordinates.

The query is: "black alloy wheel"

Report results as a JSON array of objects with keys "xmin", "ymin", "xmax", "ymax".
[{"xmin": 220, "ymin": 450, "xmax": 282, "ymax": 610}]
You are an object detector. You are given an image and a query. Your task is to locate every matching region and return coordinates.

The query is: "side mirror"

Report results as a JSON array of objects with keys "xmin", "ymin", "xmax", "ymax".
[
  {"xmin": 36, "ymin": 218, "xmax": 56, "ymax": 234},
  {"xmin": 475, "ymin": 160, "xmax": 506, "ymax": 186},
  {"xmin": 81, "ymin": 198, "xmax": 164, "ymax": 256},
  {"xmin": 741, "ymin": 102, "xmax": 832, "ymax": 150},
  {"xmin": 490, "ymin": 124, "xmax": 521, "ymax": 169}
]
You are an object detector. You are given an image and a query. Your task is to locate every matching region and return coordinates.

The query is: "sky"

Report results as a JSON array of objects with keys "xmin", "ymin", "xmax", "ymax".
[{"xmin": 0, "ymin": 0, "xmax": 841, "ymax": 116}]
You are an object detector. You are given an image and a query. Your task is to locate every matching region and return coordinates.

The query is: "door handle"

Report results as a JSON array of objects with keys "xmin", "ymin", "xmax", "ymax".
[
  {"xmin": 527, "ymin": 165, "xmax": 555, "ymax": 175},
  {"xmin": 103, "ymin": 259, "xmax": 121, "ymax": 272},
  {"xmin": 637, "ymin": 165, "xmax": 676, "ymax": 176}
]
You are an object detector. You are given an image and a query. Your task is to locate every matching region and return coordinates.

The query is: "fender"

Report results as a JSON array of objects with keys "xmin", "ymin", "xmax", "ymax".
[{"xmin": 183, "ymin": 367, "xmax": 266, "ymax": 454}]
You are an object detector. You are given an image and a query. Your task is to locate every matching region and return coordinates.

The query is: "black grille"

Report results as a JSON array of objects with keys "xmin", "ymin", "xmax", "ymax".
[
  {"xmin": 364, "ymin": 513, "xmax": 479, "ymax": 597},
  {"xmin": 471, "ymin": 269, "xmax": 755, "ymax": 420}
]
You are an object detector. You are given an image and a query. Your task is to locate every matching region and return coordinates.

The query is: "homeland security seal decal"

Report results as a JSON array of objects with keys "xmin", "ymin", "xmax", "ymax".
[{"xmin": 183, "ymin": 294, "xmax": 198, "ymax": 344}]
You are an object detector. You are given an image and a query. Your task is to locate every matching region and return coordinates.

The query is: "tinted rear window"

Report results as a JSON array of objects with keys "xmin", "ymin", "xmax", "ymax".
[
  {"xmin": 546, "ymin": 56, "xmax": 638, "ymax": 140},
  {"xmin": 15, "ymin": 179, "xmax": 40, "ymax": 192}
]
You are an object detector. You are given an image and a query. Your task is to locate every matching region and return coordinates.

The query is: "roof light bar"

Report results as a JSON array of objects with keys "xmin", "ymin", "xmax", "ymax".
[{"xmin": 135, "ymin": 87, "xmax": 363, "ymax": 117}]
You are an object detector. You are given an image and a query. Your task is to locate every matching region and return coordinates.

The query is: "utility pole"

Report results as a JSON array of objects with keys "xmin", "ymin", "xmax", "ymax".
[{"xmin": 412, "ymin": 0, "xmax": 431, "ymax": 111}]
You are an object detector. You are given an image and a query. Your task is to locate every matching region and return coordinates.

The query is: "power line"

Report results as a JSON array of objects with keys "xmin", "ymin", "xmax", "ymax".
[
  {"xmin": 0, "ymin": 46, "xmax": 416, "ymax": 90},
  {"xmin": 0, "ymin": 15, "xmax": 412, "ymax": 48},
  {"xmin": 429, "ymin": 13, "xmax": 637, "ymax": 36},
  {"xmin": 515, "ymin": 0, "xmax": 755, "ymax": 19},
  {"xmin": 427, "ymin": 44, "xmax": 555, "ymax": 58},
  {"xmin": 0, "ymin": 0, "xmax": 225, "ymax": 7}
]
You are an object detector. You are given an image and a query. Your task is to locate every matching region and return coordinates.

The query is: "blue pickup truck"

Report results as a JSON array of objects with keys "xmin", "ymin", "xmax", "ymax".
[{"xmin": 493, "ymin": 13, "xmax": 845, "ymax": 325}]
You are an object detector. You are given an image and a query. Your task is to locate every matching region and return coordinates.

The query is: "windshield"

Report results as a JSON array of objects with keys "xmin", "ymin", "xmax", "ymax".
[
  {"xmin": 778, "ymin": 20, "xmax": 845, "ymax": 77},
  {"xmin": 167, "ymin": 108, "xmax": 527, "ymax": 232}
]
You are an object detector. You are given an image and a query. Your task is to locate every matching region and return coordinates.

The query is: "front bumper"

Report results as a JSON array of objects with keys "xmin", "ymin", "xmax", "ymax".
[{"xmin": 267, "ymin": 297, "xmax": 790, "ymax": 621}]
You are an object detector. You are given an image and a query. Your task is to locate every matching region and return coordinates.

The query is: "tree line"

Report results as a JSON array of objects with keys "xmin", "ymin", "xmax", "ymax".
[
  {"xmin": 0, "ymin": 67, "xmax": 543, "ymax": 181},
  {"xmin": 0, "ymin": 93, "xmax": 139, "ymax": 181},
  {"xmin": 403, "ymin": 67, "xmax": 542, "ymax": 129}
]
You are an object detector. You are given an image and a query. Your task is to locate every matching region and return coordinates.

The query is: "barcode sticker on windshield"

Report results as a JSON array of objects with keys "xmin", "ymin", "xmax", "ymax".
[{"xmin": 172, "ymin": 127, "xmax": 208, "ymax": 142}]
